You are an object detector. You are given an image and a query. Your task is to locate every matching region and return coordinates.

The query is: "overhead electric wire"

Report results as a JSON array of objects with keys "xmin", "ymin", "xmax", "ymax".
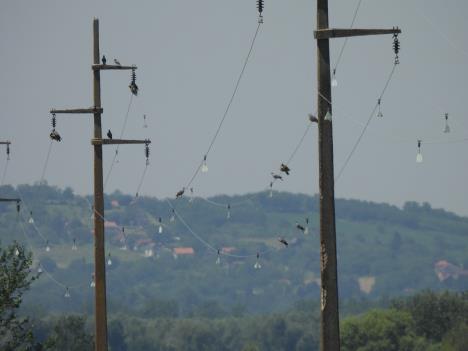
[
  {"xmin": 332, "ymin": 0, "xmax": 363, "ymax": 77},
  {"xmin": 167, "ymin": 199, "xmax": 276, "ymax": 259},
  {"xmin": 185, "ymin": 21, "xmax": 262, "ymax": 189},
  {"xmin": 104, "ymin": 94, "xmax": 134, "ymax": 189},
  {"xmin": 1, "ymin": 158, "xmax": 9, "ymax": 186},
  {"xmin": 40, "ymin": 140, "xmax": 53, "ymax": 183},
  {"xmin": 334, "ymin": 63, "xmax": 398, "ymax": 183}
]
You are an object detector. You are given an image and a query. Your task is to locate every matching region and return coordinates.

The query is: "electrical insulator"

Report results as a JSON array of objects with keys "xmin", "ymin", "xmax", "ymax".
[
  {"xmin": 6, "ymin": 144, "xmax": 10, "ymax": 160},
  {"xmin": 129, "ymin": 67, "xmax": 139, "ymax": 96},
  {"xmin": 51, "ymin": 113, "xmax": 56, "ymax": 129},
  {"xmin": 145, "ymin": 141, "xmax": 150, "ymax": 166},
  {"xmin": 393, "ymin": 31, "xmax": 400, "ymax": 65},
  {"xmin": 257, "ymin": 0, "xmax": 264, "ymax": 23}
]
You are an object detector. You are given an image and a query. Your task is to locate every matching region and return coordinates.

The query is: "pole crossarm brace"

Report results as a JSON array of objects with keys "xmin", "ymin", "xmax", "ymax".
[
  {"xmin": 0, "ymin": 198, "xmax": 21, "ymax": 202},
  {"xmin": 92, "ymin": 64, "xmax": 137, "ymax": 71},
  {"xmin": 0, "ymin": 141, "xmax": 11, "ymax": 145},
  {"xmin": 50, "ymin": 107, "xmax": 103, "ymax": 114},
  {"xmin": 314, "ymin": 27, "xmax": 401, "ymax": 39},
  {"xmin": 91, "ymin": 138, "xmax": 151, "ymax": 146}
]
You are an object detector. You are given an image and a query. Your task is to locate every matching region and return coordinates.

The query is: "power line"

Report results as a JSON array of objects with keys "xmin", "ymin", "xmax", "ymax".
[
  {"xmin": 104, "ymin": 94, "xmax": 134, "ymax": 189},
  {"xmin": 40, "ymin": 140, "xmax": 53, "ymax": 183},
  {"xmin": 185, "ymin": 21, "xmax": 262, "ymax": 189},
  {"xmin": 334, "ymin": 63, "xmax": 398, "ymax": 183},
  {"xmin": 332, "ymin": 0, "xmax": 363, "ymax": 79}
]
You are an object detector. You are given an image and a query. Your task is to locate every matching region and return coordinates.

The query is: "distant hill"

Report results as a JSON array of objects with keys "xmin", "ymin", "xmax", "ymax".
[{"xmin": 1, "ymin": 183, "xmax": 467, "ymax": 316}]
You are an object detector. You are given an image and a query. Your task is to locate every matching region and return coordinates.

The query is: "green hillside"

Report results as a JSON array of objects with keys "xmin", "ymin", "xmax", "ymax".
[{"xmin": 0, "ymin": 183, "xmax": 467, "ymax": 317}]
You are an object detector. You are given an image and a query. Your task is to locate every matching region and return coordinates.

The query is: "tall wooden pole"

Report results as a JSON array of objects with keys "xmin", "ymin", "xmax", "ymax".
[
  {"xmin": 92, "ymin": 17, "xmax": 108, "ymax": 351},
  {"xmin": 316, "ymin": 0, "xmax": 340, "ymax": 350},
  {"xmin": 49, "ymin": 18, "xmax": 149, "ymax": 351}
]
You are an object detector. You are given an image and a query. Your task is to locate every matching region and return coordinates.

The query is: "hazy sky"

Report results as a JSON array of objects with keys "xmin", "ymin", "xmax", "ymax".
[{"xmin": 1, "ymin": 0, "xmax": 467, "ymax": 216}]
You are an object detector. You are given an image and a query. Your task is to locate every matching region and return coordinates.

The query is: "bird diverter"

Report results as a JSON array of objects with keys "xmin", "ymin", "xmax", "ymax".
[
  {"xmin": 331, "ymin": 69, "xmax": 338, "ymax": 87},
  {"xmin": 416, "ymin": 140, "xmax": 423, "ymax": 163},
  {"xmin": 72, "ymin": 238, "xmax": 78, "ymax": 251},
  {"xmin": 170, "ymin": 209, "xmax": 175, "ymax": 223},
  {"xmin": 269, "ymin": 182, "xmax": 273, "ymax": 198},
  {"xmin": 37, "ymin": 263, "xmax": 43, "ymax": 274},
  {"xmin": 202, "ymin": 155, "xmax": 208, "ymax": 173},
  {"xmin": 143, "ymin": 114, "xmax": 148, "ymax": 129},
  {"xmin": 158, "ymin": 217, "xmax": 163, "ymax": 234},
  {"xmin": 254, "ymin": 252, "xmax": 262, "ymax": 269},
  {"xmin": 377, "ymin": 98, "xmax": 383, "ymax": 117},
  {"xmin": 107, "ymin": 253, "xmax": 112, "ymax": 266},
  {"xmin": 64, "ymin": 287, "xmax": 71, "ymax": 298},
  {"xmin": 45, "ymin": 240, "xmax": 51, "ymax": 252},
  {"xmin": 28, "ymin": 211, "xmax": 34, "ymax": 224},
  {"xmin": 443, "ymin": 113, "xmax": 450, "ymax": 133},
  {"xmin": 216, "ymin": 249, "xmax": 221, "ymax": 265},
  {"xmin": 324, "ymin": 110, "xmax": 332, "ymax": 122},
  {"xmin": 226, "ymin": 204, "xmax": 231, "ymax": 219},
  {"xmin": 90, "ymin": 274, "xmax": 96, "ymax": 288}
]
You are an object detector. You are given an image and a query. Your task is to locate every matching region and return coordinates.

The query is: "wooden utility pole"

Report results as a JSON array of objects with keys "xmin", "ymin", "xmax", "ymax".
[
  {"xmin": 51, "ymin": 18, "xmax": 150, "ymax": 351},
  {"xmin": 314, "ymin": 2, "xmax": 400, "ymax": 350}
]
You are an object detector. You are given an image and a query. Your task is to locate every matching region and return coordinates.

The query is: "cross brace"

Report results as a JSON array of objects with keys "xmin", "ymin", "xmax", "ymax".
[
  {"xmin": 92, "ymin": 64, "xmax": 137, "ymax": 71},
  {"xmin": 91, "ymin": 139, "xmax": 151, "ymax": 146},
  {"xmin": 50, "ymin": 107, "xmax": 103, "ymax": 114},
  {"xmin": 314, "ymin": 28, "xmax": 401, "ymax": 40}
]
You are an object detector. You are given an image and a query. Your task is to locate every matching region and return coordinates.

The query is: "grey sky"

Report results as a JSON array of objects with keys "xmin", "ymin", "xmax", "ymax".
[{"xmin": 1, "ymin": 0, "xmax": 467, "ymax": 216}]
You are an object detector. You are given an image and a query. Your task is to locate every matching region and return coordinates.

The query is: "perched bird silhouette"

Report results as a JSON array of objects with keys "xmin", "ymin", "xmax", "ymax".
[
  {"xmin": 102, "ymin": 55, "xmax": 107, "ymax": 65},
  {"xmin": 107, "ymin": 129, "xmax": 113, "ymax": 139},
  {"xmin": 278, "ymin": 238, "xmax": 289, "ymax": 247},
  {"xmin": 296, "ymin": 222, "xmax": 305, "ymax": 232},
  {"xmin": 114, "ymin": 59, "xmax": 121, "ymax": 66},
  {"xmin": 49, "ymin": 129, "xmax": 62, "ymax": 142},
  {"xmin": 280, "ymin": 163, "xmax": 291, "ymax": 175},
  {"xmin": 271, "ymin": 172, "xmax": 283, "ymax": 181},
  {"xmin": 176, "ymin": 187, "xmax": 185, "ymax": 198}
]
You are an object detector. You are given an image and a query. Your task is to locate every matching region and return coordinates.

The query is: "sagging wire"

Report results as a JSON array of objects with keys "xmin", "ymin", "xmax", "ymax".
[
  {"xmin": 17, "ymin": 211, "xmax": 86, "ymax": 296},
  {"xmin": 166, "ymin": 199, "xmax": 276, "ymax": 259},
  {"xmin": 40, "ymin": 140, "xmax": 54, "ymax": 183},
  {"xmin": 334, "ymin": 62, "xmax": 399, "ymax": 183},
  {"xmin": 183, "ymin": 18, "xmax": 263, "ymax": 191},
  {"xmin": 104, "ymin": 94, "xmax": 134, "ymax": 189},
  {"xmin": 331, "ymin": 0, "xmax": 363, "ymax": 87}
]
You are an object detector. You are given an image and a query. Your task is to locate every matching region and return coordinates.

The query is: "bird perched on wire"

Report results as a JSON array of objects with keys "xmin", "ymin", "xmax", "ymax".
[
  {"xmin": 114, "ymin": 59, "xmax": 121, "ymax": 66},
  {"xmin": 278, "ymin": 237, "xmax": 289, "ymax": 247},
  {"xmin": 280, "ymin": 163, "xmax": 290, "ymax": 175},
  {"xmin": 271, "ymin": 172, "xmax": 283, "ymax": 181},
  {"xmin": 49, "ymin": 129, "xmax": 62, "ymax": 142},
  {"xmin": 176, "ymin": 187, "xmax": 185, "ymax": 198},
  {"xmin": 296, "ymin": 222, "xmax": 305, "ymax": 232},
  {"xmin": 107, "ymin": 129, "xmax": 113, "ymax": 139},
  {"xmin": 102, "ymin": 55, "xmax": 107, "ymax": 65}
]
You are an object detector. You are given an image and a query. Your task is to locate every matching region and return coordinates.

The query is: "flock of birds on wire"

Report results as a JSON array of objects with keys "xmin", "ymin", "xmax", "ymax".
[{"xmin": 1, "ymin": 0, "xmax": 463, "ymax": 298}]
